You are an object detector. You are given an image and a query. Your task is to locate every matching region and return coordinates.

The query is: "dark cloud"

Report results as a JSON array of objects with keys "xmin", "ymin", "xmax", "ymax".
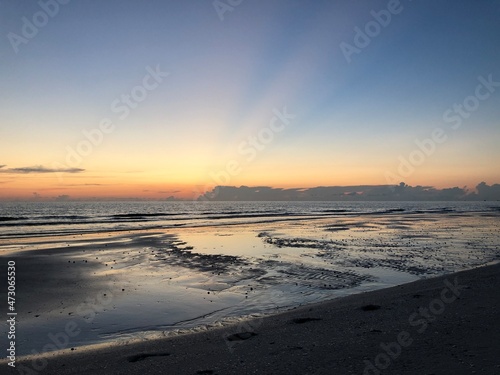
[
  {"xmin": 471, "ymin": 182, "xmax": 500, "ymax": 200},
  {"xmin": 165, "ymin": 196, "xmax": 181, "ymax": 201},
  {"xmin": 198, "ymin": 183, "xmax": 500, "ymax": 201},
  {"xmin": 0, "ymin": 165, "xmax": 85, "ymax": 174}
]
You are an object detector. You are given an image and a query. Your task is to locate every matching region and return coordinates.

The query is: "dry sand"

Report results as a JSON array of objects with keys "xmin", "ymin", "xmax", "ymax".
[{"xmin": 7, "ymin": 262, "xmax": 500, "ymax": 375}]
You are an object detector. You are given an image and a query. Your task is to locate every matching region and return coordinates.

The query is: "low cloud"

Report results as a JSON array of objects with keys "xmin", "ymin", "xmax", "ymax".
[
  {"xmin": 0, "ymin": 165, "xmax": 85, "ymax": 174},
  {"xmin": 165, "ymin": 195, "xmax": 181, "ymax": 201},
  {"xmin": 471, "ymin": 182, "xmax": 500, "ymax": 200},
  {"xmin": 198, "ymin": 183, "xmax": 500, "ymax": 201}
]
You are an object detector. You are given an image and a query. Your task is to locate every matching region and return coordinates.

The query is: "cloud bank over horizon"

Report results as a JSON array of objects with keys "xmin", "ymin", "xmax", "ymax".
[{"xmin": 198, "ymin": 182, "xmax": 500, "ymax": 202}]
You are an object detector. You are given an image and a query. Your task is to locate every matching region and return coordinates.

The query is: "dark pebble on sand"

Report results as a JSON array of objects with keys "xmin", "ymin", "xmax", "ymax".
[
  {"xmin": 227, "ymin": 332, "xmax": 257, "ymax": 341},
  {"xmin": 361, "ymin": 304, "xmax": 381, "ymax": 311},
  {"xmin": 291, "ymin": 317, "xmax": 322, "ymax": 324}
]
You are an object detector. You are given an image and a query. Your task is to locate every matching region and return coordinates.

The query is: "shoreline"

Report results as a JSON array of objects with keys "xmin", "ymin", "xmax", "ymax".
[
  {"xmin": 1, "ymin": 210, "xmax": 499, "ymax": 365},
  {"xmin": 7, "ymin": 262, "xmax": 500, "ymax": 374}
]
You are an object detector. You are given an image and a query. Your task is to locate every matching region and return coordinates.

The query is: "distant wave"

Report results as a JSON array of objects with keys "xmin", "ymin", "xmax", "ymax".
[
  {"xmin": 0, "ymin": 220, "xmax": 111, "ymax": 227},
  {"xmin": 39, "ymin": 215, "xmax": 89, "ymax": 220},
  {"xmin": 1, "ymin": 202, "xmax": 498, "ymax": 240},
  {"xmin": 111, "ymin": 213, "xmax": 186, "ymax": 219},
  {"xmin": 205, "ymin": 212, "xmax": 295, "ymax": 220},
  {"xmin": 318, "ymin": 209, "xmax": 350, "ymax": 213},
  {"xmin": 0, "ymin": 216, "xmax": 29, "ymax": 221},
  {"xmin": 0, "ymin": 207, "xmax": 474, "ymax": 229},
  {"xmin": 413, "ymin": 208, "xmax": 455, "ymax": 214},
  {"xmin": 376, "ymin": 208, "xmax": 406, "ymax": 214}
]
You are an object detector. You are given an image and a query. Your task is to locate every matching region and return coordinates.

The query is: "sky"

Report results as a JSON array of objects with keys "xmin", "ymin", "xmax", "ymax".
[{"xmin": 1, "ymin": 0, "xmax": 499, "ymax": 200}]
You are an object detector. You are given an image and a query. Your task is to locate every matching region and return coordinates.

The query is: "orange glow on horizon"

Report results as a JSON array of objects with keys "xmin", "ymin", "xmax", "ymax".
[{"xmin": 1, "ymin": 170, "xmax": 495, "ymax": 201}]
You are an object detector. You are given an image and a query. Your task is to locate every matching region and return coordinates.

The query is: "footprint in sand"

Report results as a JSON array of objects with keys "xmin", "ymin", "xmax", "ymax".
[
  {"xmin": 226, "ymin": 332, "xmax": 257, "ymax": 341},
  {"xmin": 290, "ymin": 317, "xmax": 322, "ymax": 324},
  {"xmin": 361, "ymin": 304, "xmax": 381, "ymax": 311},
  {"xmin": 127, "ymin": 352, "xmax": 170, "ymax": 363}
]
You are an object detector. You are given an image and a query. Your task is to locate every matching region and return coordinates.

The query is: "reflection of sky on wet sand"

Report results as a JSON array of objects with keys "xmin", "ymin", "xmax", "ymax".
[
  {"xmin": 177, "ymin": 229, "xmax": 271, "ymax": 257},
  {"xmin": 6, "ymin": 212, "xmax": 500, "ymax": 355}
]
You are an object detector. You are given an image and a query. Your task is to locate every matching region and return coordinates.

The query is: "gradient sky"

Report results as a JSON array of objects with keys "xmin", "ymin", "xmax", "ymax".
[{"xmin": 1, "ymin": 0, "xmax": 499, "ymax": 200}]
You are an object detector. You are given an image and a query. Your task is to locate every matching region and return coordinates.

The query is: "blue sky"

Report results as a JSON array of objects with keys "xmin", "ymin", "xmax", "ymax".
[{"xmin": 1, "ymin": 0, "xmax": 499, "ymax": 199}]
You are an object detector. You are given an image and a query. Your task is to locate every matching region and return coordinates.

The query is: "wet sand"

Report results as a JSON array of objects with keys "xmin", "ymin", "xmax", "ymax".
[
  {"xmin": 6, "ymin": 262, "xmax": 500, "ymax": 374},
  {"xmin": 1, "ymin": 210, "xmax": 500, "ymax": 374},
  {"xmin": 1, "ymin": 212, "xmax": 499, "ymax": 358}
]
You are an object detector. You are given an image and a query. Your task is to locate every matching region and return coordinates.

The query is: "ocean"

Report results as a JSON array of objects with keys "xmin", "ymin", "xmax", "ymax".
[
  {"xmin": 1, "ymin": 201, "xmax": 499, "ymax": 355},
  {"xmin": 1, "ymin": 200, "xmax": 499, "ymax": 238}
]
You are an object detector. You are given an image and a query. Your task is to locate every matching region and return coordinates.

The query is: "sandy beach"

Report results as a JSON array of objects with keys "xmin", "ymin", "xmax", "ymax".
[
  {"xmin": 1, "ymin": 203, "xmax": 499, "ymax": 374},
  {"xmin": 6, "ymin": 262, "xmax": 499, "ymax": 374}
]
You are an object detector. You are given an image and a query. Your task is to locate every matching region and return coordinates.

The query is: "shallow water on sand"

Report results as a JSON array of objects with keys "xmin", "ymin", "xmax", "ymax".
[{"xmin": 1, "ymin": 202, "xmax": 499, "ymax": 355}]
